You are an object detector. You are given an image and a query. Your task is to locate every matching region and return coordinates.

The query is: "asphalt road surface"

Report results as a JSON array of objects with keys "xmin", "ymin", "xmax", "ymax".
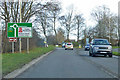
[
  {"xmin": 113, "ymin": 48, "xmax": 119, "ymax": 53},
  {"xmin": 17, "ymin": 48, "xmax": 118, "ymax": 78}
]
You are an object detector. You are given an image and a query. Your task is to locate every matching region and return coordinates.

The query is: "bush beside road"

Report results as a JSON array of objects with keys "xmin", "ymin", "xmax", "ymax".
[
  {"xmin": 2, "ymin": 45, "xmax": 55, "ymax": 76},
  {"xmin": 112, "ymin": 46, "xmax": 120, "ymax": 56}
]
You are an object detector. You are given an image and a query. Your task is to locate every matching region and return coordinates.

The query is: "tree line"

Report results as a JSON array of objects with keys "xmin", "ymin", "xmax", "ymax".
[
  {"xmin": 0, "ymin": 1, "xmax": 119, "ymax": 53},
  {"xmin": 87, "ymin": 5, "xmax": 118, "ymax": 46}
]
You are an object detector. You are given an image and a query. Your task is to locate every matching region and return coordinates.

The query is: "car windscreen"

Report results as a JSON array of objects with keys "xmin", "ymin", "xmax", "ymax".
[
  {"xmin": 66, "ymin": 43, "xmax": 72, "ymax": 45},
  {"xmin": 86, "ymin": 44, "xmax": 89, "ymax": 46},
  {"xmin": 94, "ymin": 40, "xmax": 110, "ymax": 45}
]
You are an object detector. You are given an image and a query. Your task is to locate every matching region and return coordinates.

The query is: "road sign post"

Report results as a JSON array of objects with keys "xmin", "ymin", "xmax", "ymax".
[
  {"xmin": 44, "ymin": 38, "xmax": 47, "ymax": 47},
  {"xmin": 7, "ymin": 23, "xmax": 32, "ymax": 53},
  {"xmin": 27, "ymin": 38, "xmax": 29, "ymax": 53},
  {"xmin": 7, "ymin": 23, "xmax": 32, "ymax": 38},
  {"xmin": 12, "ymin": 42, "xmax": 14, "ymax": 53},
  {"xmin": 19, "ymin": 38, "xmax": 21, "ymax": 53},
  {"xmin": 9, "ymin": 38, "xmax": 17, "ymax": 53}
]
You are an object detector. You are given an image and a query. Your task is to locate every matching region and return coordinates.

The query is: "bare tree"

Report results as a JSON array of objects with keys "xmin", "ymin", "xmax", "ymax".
[
  {"xmin": 34, "ymin": 4, "xmax": 51, "ymax": 44},
  {"xmin": 91, "ymin": 5, "xmax": 118, "ymax": 44},
  {"xmin": 56, "ymin": 28, "xmax": 65, "ymax": 43},
  {"xmin": 0, "ymin": 1, "xmax": 42, "ymax": 53},
  {"xmin": 91, "ymin": 5, "xmax": 111, "ymax": 38},
  {"xmin": 46, "ymin": 1, "xmax": 61, "ymax": 43},
  {"xmin": 59, "ymin": 9, "xmax": 75, "ymax": 40},
  {"xmin": 74, "ymin": 14, "xmax": 85, "ymax": 41}
]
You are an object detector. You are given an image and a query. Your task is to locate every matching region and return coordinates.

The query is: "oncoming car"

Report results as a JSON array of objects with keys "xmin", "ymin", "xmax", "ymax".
[
  {"xmin": 89, "ymin": 39, "xmax": 112, "ymax": 57},
  {"xmin": 65, "ymin": 43, "xmax": 73, "ymax": 50},
  {"xmin": 85, "ymin": 43, "xmax": 90, "ymax": 51}
]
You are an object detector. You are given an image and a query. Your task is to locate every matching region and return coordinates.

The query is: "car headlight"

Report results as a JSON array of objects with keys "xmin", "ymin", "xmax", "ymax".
[
  {"xmin": 108, "ymin": 46, "xmax": 112, "ymax": 49},
  {"xmin": 94, "ymin": 46, "xmax": 99, "ymax": 50}
]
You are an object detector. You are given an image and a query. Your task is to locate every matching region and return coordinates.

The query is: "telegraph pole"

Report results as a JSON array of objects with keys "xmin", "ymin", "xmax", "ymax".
[
  {"xmin": 0, "ymin": 22, "xmax": 2, "ymax": 54},
  {"xmin": 19, "ymin": 0, "xmax": 22, "ymax": 53},
  {"xmin": 44, "ymin": 6, "xmax": 47, "ymax": 47},
  {"xmin": 109, "ymin": 16, "xmax": 111, "ymax": 43}
]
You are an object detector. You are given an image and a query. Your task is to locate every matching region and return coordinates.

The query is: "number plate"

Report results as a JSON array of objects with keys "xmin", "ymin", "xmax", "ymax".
[{"xmin": 100, "ymin": 52, "xmax": 107, "ymax": 53}]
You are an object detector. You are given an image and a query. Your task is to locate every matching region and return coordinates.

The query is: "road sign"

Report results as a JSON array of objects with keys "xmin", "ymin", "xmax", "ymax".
[
  {"xmin": 44, "ymin": 41, "xmax": 47, "ymax": 43},
  {"xmin": 9, "ymin": 38, "xmax": 17, "ymax": 42},
  {"xmin": 7, "ymin": 23, "xmax": 32, "ymax": 38}
]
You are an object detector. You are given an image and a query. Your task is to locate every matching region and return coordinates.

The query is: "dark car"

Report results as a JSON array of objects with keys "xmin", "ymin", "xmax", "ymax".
[
  {"xmin": 85, "ymin": 43, "xmax": 90, "ymax": 51},
  {"xmin": 89, "ymin": 39, "xmax": 112, "ymax": 57}
]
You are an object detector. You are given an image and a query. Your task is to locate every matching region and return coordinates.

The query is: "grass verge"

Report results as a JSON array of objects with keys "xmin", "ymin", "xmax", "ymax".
[
  {"xmin": 113, "ymin": 52, "xmax": 120, "ymax": 56},
  {"xmin": 112, "ymin": 46, "xmax": 120, "ymax": 49},
  {"xmin": 2, "ymin": 45, "xmax": 55, "ymax": 76}
]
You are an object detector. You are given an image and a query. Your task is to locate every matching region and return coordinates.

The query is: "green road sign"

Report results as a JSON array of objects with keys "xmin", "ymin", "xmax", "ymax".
[{"xmin": 7, "ymin": 23, "xmax": 32, "ymax": 38}]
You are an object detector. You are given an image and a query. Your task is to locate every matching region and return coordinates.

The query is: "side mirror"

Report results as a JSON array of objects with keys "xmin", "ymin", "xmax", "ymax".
[{"xmin": 109, "ymin": 43, "xmax": 111, "ymax": 45}]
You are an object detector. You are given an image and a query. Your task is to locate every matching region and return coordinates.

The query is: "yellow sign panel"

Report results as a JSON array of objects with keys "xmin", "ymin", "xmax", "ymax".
[{"xmin": 44, "ymin": 41, "xmax": 46, "ymax": 43}]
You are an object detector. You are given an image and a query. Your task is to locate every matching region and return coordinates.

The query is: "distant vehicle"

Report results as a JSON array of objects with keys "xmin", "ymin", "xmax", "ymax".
[
  {"xmin": 62, "ymin": 43, "xmax": 66, "ymax": 48},
  {"xmin": 85, "ymin": 43, "xmax": 90, "ymax": 51},
  {"xmin": 89, "ymin": 39, "xmax": 112, "ymax": 57},
  {"xmin": 65, "ymin": 43, "xmax": 73, "ymax": 50},
  {"xmin": 56, "ymin": 45, "xmax": 59, "ymax": 47}
]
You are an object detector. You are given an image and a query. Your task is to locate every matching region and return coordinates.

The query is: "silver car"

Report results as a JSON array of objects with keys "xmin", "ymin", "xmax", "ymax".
[
  {"xmin": 89, "ymin": 39, "xmax": 112, "ymax": 57},
  {"xmin": 65, "ymin": 43, "xmax": 73, "ymax": 50}
]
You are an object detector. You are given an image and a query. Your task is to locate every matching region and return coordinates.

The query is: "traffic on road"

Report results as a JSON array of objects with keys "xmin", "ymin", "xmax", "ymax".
[
  {"xmin": 1, "ymin": 0, "xmax": 119, "ymax": 80},
  {"xmin": 17, "ymin": 47, "xmax": 118, "ymax": 78}
]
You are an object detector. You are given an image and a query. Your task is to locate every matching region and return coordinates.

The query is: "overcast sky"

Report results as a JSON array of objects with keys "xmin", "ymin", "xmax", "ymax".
[
  {"xmin": 60, "ymin": 0, "xmax": 119, "ymax": 25},
  {"xmin": 1, "ymin": 0, "xmax": 119, "ymax": 40},
  {"xmin": 57, "ymin": 0, "xmax": 119, "ymax": 40}
]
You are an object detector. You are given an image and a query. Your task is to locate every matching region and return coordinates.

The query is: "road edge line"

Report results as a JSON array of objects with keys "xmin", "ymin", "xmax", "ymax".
[{"xmin": 113, "ymin": 55, "xmax": 119, "ymax": 59}]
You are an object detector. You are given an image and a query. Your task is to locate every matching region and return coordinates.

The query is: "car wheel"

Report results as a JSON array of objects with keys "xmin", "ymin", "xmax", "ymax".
[
  {"xmin": 91, "ymin": 51, "xmax": 96, "ymax": 57},
  {"xmin": 65, "ymin": 48, "xmax": 67, "ymax": 50}
]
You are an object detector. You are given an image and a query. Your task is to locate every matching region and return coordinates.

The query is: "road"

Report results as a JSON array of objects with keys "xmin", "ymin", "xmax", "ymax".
[
  {"xmin": 17, "ymin": 48, "xmax": 118, "ymax": 78},
  {"xmin": 113, "ymin": 48, "xmax": 119, "ymax": 53}
]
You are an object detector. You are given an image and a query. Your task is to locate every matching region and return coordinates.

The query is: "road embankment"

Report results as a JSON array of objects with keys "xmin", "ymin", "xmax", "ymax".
[{"xmin": 2, "ymin": 45, "xmax": 55, "ymax": 76}]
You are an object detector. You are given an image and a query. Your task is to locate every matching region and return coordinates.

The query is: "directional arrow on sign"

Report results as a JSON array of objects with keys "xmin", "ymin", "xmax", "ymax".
[{"xmin": 10, "ymin": 24, "xmax": 18, "ymax": 37}]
